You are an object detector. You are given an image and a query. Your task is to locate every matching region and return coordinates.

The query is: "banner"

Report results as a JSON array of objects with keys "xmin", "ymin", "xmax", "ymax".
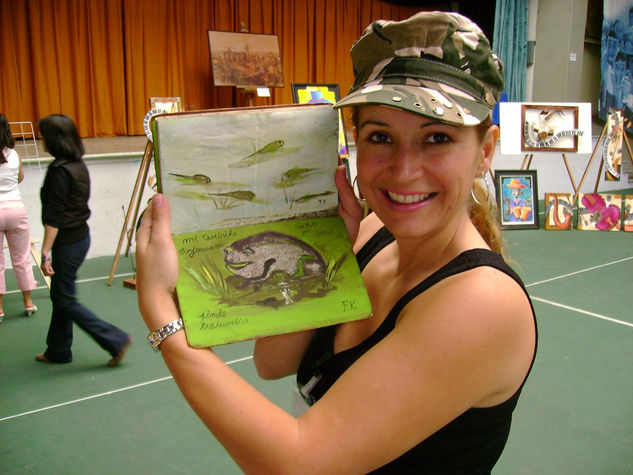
[{"xmin": 599, "ymin": 0, "xmax": 633, "ymax": 132}]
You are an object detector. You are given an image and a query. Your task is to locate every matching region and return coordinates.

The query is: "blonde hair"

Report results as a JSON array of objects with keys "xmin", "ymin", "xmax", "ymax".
[{"xmin": 349, "ymin": 107, "xmax": 506, "ymax": 257}]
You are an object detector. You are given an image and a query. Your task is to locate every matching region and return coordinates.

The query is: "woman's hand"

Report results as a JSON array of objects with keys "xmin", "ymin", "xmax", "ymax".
[
  {"xmin": 335, "ymin": 165, "xmax": 362, "ymax": 245},
  {"xmin": 135, "ymin": 194, "xmax": 180, "ymax": 330},
  {"xmin": 40, "ymin": 253, "xmax": 54, "ymax": 276}
]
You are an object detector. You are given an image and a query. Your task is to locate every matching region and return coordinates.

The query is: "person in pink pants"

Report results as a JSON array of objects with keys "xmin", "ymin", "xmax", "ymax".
[{"xmin": 0, "ymin": 114, "xmax": 37, "ymax": 323}]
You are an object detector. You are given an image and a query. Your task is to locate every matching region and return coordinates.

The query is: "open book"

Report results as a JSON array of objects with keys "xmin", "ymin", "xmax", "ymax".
[{"xmin": 152, "ymin": 104, "xmax": 371, "ymax": 347}]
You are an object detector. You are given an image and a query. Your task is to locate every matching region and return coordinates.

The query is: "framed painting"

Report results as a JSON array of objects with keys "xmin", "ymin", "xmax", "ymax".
[
  {"xmin": 291, "ymin": 83, "xmax": 340, "ymax": 104},
  {"xmin": 603, "ymin": 109, "xmax": 624, "ymax": 181},
  {"xmin": 623, "ymin": 195, "xmax": 633, "ymax": 232},
  {"xmin": 494, "ymin": 170, "xmax": 539, "ymax": 230},
  {"xmin": 521, "ymin": 104, "xmax": 582, "ymax": 152},
  {"xmin": 291, "ymin": 83, "xmax": 348, "ymax": 158},
  {"xmin": 544, "ymin": 193, "xmax": 574, "ymax": 230},
  {"xmin": 208, "ymin": 31, "xmax": 283, "ymax": 88},
  {"xmin": 149, "ymin": 97, "xmax": 182, "ymax": 113},
  {"xmin": 577, "ymin": 193, "xmax": 622, "ymax": 231}
]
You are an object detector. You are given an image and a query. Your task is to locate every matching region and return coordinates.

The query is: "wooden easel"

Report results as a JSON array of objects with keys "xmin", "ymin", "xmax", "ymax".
[
  {"xmin": 107, "ymin": 139, "xmax": 154, "ymax": 287},
  {"xmin": 237, "ymin": 87, "xmax": 257, "ymax": 107},
  {"xmin": 519, "ymin": 151, "xmax": 580, "ymax": 196}
]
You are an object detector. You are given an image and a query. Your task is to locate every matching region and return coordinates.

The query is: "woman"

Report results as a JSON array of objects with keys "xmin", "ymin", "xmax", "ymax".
[
  {"xmin": 36, "ymin": 114, "xmax": 131, "ymax": 366},
  {"xmin": 136, "ymin": 12, "xmax": 537, "ymax": 473},
  {"xmin": 0, "ymin": 114, "xmax": 37, "ymax": 323}
]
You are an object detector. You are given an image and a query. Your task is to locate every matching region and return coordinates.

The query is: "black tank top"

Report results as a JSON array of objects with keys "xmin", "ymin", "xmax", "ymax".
[{"xmin": 296, "ymin": 227, "xmax": 537, "ymax": 474}]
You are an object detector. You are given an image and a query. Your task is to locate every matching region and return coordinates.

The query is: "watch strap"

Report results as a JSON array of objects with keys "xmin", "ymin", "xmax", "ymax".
[{"xmin": 147, "ymin": 318, "xmax": 184, "ymax": 351}]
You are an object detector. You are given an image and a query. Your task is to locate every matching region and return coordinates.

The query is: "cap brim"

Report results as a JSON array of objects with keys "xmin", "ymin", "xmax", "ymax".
[{"xmin": 334, "ymin": 82, "xmax": 492, "ymax": 126}]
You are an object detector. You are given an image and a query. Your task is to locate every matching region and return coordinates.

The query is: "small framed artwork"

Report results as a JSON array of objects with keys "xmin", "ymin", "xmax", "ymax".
[
  {"xmin": 291, "ymin": 83, "xmax": 340, "ymax": 104},
  {"xmin": 291, "ymin": 83, "xmax": 348, "ymax": 158},
  {"xmin": 208, "ymin": 31, "xmax": 284, "ymax": 88},
  {"xmin": 494, "ymin": 170, "xmax": 539, "ymax": 229},
  {"xmin": 521, "ymin": 104, "xmax": 582, "ymax": 152},
  {"xmin": 544, "ymin": 193, "xmax": 574, "ymax": 230},
  {"xmin": 149, "ymin": 97, "xmax": 182, "ymax": 113},
  {"xmin": 577, "ymin": 193, "xmax": 622, "ymax": 231},
  {"xmin": 623, "ymin": 195, "xmax": 633, "ymax": 232}
]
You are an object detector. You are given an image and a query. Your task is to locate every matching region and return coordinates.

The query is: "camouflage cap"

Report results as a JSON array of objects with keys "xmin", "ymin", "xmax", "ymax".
[{"xmin": 334, "ymin": 11, "xmax": 504, "ymax": 125}]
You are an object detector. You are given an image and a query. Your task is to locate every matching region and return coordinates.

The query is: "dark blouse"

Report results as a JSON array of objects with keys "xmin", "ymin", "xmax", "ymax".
[
  {"xmin": 41, "ymin": 158, "xmax": 91, "ymax": 244},
  {"xmin": 296, "ymin": 227, "xmax": 538, "ymax": 474}
]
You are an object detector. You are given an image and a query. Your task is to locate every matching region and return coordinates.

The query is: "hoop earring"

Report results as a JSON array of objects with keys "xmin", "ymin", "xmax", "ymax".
[
  {"xmin": 352, "ymin": 175, "xmax": 364, "ymax": 200},
  {"xmin": 471, "ymin": 171, "xmax": 490, "ymax": 206}
]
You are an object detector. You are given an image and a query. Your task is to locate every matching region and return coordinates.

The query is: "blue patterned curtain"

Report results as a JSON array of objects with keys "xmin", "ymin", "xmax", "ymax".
[{"xmin": 492, "ymin": 0, "xmax": 529, "ymax": 102}]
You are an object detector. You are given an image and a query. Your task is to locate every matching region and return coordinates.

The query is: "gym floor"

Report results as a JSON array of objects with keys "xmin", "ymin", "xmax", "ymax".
[{"xmin": 1, "ymin": 199, "xmax": 632, "ymax": 474}]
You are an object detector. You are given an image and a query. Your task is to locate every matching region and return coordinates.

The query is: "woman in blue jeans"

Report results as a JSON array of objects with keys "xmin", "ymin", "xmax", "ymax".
[{"xmin": 35, "ymin": 114, "xmax": 131, "ymax": 366}]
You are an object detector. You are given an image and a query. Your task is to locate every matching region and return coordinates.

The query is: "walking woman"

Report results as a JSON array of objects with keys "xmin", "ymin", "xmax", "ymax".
[
  {"xmin": 36, "ymin": 114, "xmax": 131, "ymax": 365},
  {"xmin": 0, "ymin": 113, "xmax": 37, "ymax": 322}
]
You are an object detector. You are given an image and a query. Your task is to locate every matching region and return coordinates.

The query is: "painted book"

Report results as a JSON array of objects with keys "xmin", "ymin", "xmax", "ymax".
[{"xmin": 151, "ymin": 104, "xmax": 371, "ymax": 347}]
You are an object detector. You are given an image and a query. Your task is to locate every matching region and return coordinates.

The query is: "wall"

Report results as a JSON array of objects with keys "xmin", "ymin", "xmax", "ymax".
[{"xmin": 532, "ymin": 0, "xmax": 590, "ymax": 103}]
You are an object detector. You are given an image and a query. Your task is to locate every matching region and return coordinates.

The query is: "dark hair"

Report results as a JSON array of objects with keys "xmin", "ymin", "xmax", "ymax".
[
  {"xmin": 0, "ymin": 113, "xmax": 15, "ymax": 164},
  {"xmin": 38, "ymin": 114, "xmax": 84, "ymax": 160},
  {"xmin": 349, "ymin": 106, "xmax": 505, "ymax": 256}
]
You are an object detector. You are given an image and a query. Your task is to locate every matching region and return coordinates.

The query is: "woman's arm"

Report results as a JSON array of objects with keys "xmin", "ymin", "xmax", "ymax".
[
  {"xmin": 18, "ymin": 154, "xmax": 24, "ymax": 183},
  {"xmin": 40, "ymin": 224, "xmax": 58, "ymax": 276},
  {"xmin": 253, "ymin": 329, "xmax": 315, "ymax": 379}
]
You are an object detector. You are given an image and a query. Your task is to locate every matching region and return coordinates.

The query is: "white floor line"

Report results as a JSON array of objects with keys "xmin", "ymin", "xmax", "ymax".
[
  {"xmin": 4, "ymin": 272, "xmax": 135, "ymax": 294},
  {"xmin": 531, "ymin": 295, "xmax": 633, "ymax": 328},
  {"xmin": 526, "ymin": 256, "xmax": 633, "ymax": 287},
  {"xmin": 0, "ymin": 355, "xmax": 253, "ymax": 423},
  {"xmin": 76, "ymin": 272, "xmax": 135, "ymax": 284}
]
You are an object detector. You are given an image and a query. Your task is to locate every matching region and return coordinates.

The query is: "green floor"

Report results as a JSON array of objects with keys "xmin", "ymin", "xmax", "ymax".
[{"xmin": 1, "ymin": 219, "xmax": 632, "ymax": 474}]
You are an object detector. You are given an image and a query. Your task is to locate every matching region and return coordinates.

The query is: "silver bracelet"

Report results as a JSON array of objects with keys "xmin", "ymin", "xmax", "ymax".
[{"xmin": 147, "ymin": 318, "xmax": 184, "ymax": 351}]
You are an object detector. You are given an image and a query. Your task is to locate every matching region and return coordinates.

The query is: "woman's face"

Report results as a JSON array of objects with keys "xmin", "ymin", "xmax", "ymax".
[{"xmin": 354, "ymin": 105, "xmax": 495, "ymax": 239}]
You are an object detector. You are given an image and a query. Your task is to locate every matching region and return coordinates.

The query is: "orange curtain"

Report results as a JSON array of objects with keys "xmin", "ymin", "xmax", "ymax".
[{"xmin": 0, "ymin": 0, "xmax": 427, "ymax": 137}]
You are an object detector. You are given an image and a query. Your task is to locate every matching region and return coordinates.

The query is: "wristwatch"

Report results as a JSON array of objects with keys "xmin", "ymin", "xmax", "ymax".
[{"xmin": 147, "ymin": 318, "xmax": 184, "ymax": 351}]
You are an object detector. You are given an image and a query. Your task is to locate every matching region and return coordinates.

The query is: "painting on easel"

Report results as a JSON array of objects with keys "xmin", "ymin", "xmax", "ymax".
[
  {"xmin": 577, "ymin": 193, "xmax": 622, "ymax": 231},
  {"xmin": 498, "ymin": 102, "xmax": 593, "ymax": 156},
  {"xmin": 521, "ymin": 104, "xmax": 582, "ymax": 152},
  {"xmin": 149, "ymin": 97, "xmax": 182, "ymax": 113},
  {"xmin": 208, "ymin": 30, "xmax": 283, "ymax": 88},
  {"xmin": 603, "ymin": 109, "xmax": 623, "ymax": 181}
]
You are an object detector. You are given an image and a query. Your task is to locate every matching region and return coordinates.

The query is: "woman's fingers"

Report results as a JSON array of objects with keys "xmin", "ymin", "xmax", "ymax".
[{"xmin": 335, "ymin": 165, "xmax": 362, "ymax": 244}]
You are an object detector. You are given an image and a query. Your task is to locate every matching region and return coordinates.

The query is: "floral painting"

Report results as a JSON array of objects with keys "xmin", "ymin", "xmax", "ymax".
[{"xmin": 577, "ymin": 193, "xmax": 622, "ymax": 231}]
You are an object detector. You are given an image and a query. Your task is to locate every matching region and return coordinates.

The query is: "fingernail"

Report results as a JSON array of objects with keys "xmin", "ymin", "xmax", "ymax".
[{"xmin": 153, "ymin": 194, "xmax": 165, "ymax": 206}]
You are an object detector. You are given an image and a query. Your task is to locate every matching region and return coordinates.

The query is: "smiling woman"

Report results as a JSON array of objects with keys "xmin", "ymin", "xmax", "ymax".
[{"xmin": 135, "ymin": 11, "xmax": 537, "ymax": 474}]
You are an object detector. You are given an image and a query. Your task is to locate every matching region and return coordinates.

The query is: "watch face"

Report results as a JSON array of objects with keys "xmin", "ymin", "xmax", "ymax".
[{"xmin": 143, "ymin": 109, "xmax": 166, "ymax": 141}]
